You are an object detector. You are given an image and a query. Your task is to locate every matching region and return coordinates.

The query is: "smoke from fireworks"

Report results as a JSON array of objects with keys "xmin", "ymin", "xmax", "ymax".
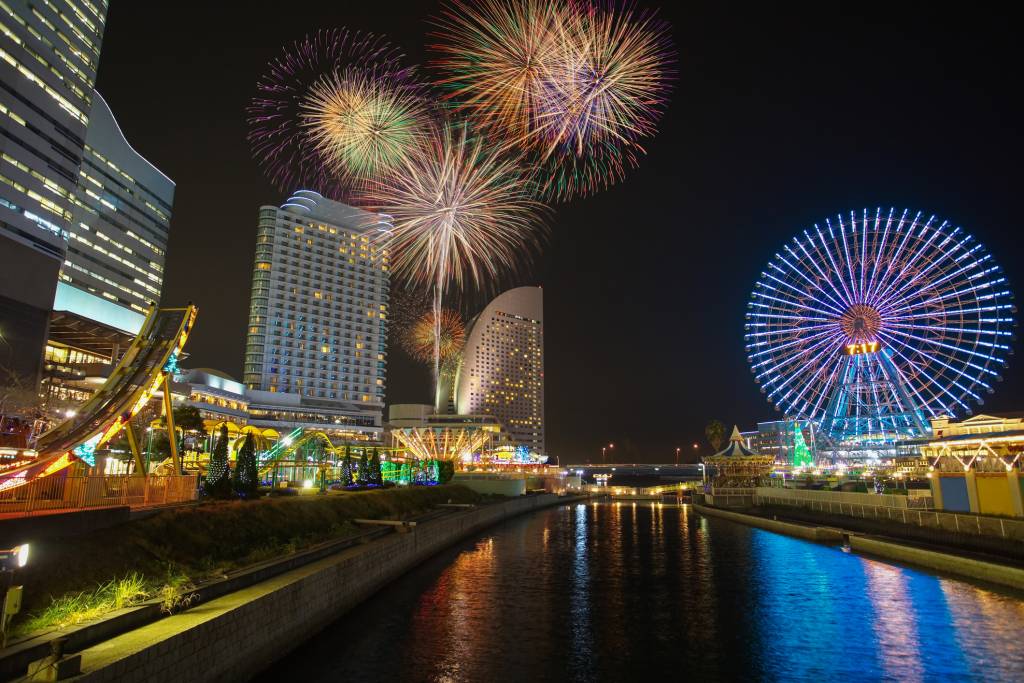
[
  {"xmin": 430, "ymin": 0, "xmax": 675, "ymax": 201},
  {"xmin": 404, "ymin": 308, "xmax": 466, "ymax": 367},
  {"xmin": 302, "ymin": 68, "xmax": 435, "ymax": 188},
  {"xmin": 247, "ymin": 29, "xmax": 408, "ymax": 198}
]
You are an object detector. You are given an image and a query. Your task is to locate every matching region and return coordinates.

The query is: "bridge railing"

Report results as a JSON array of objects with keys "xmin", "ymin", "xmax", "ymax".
[{"xmin": 0, "ymin": 474, "xmax": 198, "ymax": 517}]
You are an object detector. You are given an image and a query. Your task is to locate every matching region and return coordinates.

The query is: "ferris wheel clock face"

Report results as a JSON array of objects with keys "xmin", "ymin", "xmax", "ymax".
[{"xmin": 745, "ymin": 208, "xmax": 1016, "ymax": 444}]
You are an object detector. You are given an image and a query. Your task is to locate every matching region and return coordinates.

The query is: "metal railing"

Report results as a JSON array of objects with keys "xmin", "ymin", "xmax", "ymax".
[
  {"xmin": 755, "ymin": 486, "xmax": 932, "ymax": 509},
  {"xmin": 0, "ymin": 475, "xmax": 198, "ymax": 516}
]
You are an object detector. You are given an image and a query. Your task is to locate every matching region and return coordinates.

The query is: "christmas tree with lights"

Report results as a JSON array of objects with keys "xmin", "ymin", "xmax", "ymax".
[
  {"xmin": 204, "ymin": 424, "xmax": 232, "ymax": 498},
  {"xmin": 232, "ymin": 432, "xmax": 259, "ymax": 498}
]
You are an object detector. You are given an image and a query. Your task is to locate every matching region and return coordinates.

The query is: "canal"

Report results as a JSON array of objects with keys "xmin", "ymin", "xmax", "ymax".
[{"xmin": 258, "ymin": 502, "xmax": 1024, "ymax": 681}]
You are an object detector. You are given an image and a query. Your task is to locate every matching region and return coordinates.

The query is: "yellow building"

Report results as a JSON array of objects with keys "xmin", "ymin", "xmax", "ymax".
[{"xmin": 922, "ymin": 414, "xmax": 1024, "ymax": 517}]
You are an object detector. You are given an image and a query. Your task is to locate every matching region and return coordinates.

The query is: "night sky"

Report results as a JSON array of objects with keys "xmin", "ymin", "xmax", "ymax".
[{"xmin": 94, "ymin": 2, "xmax": 1023, "ymax": 464}]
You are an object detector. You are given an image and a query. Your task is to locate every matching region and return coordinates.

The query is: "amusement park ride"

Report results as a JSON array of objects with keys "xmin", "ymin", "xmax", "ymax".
[
  {"xmin": 746, "ymin": 208, "xmax": 1016, "ymax": 461},
  {"xmin": 0, "ymin": 305, "xmax": 197, "ymax": 491}
]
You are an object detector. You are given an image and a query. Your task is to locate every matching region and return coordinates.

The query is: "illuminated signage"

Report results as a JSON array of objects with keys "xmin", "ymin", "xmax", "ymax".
[{"xmin": 845, "ymin": 341, "xmax": 881, "ymax": 356}]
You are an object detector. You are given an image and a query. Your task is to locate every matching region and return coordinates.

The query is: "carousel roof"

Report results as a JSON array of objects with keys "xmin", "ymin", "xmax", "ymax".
[{"xmin": 707, "ymin": 426, "xmax": 763, "ymax": 458}]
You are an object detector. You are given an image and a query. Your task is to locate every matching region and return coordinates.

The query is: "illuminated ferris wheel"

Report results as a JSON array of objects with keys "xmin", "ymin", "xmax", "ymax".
[{"xmin": 745, "ymin": 208, "xmax": 1016, "ymax": 444}]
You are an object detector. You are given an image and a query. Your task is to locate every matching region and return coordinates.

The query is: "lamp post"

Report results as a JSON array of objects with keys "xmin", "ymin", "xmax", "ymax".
[
  {"xmin": 145, "ymin": 426, "xmax": 154, "ymax": 475},
  {"xmin": 675, "ymin": 447, "xmax": 680, "ymax": 466},
  {"xmin": 601, "ymin": 443, "xmax": 614, "ymax": 465}
]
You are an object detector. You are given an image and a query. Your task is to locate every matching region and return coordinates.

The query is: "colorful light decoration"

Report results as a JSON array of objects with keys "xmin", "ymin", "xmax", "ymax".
[
  {"xmin": 746, "ymin": 209, "xmax": 1015, "ymax": 444},
  {"xmin": 391, "ymin": 426, "xmax": 492, "ymax": 462},
  {"xmin": 402, "ymin": 307, "xmax": 466, "ymax": 367}
]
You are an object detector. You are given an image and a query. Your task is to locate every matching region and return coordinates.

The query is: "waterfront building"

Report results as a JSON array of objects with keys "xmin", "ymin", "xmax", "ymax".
[
  {"xmin": 453, "ymin": 287, "xmax": 544, "ymax": 454},
  {"xmin": 242, "ymin": 190, "xmax": 389, "ymax": 431},
  {"xmin": 44, "ymin": 93, "xmax": 175, "ymax": 402},
  {"xmin": 172, "ymin": 367, "xmax": 383, "ymax": 444},
  {"xmin": 921, "ymin": 413, "xmax": 1024, "ymax": 517},
  {"xmin": 0, "ymin": 0, "xmax": 109, "ymax": 381}
]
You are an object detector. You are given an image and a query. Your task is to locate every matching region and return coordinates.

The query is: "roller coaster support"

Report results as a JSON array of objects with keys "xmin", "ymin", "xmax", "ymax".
[
  {"xmin": 124, "ymin": 422, "xmax": 145, "ymax": 477},
  {"xmin": 162, "ymin": 374, "xmax": 180, "ymax": 474}
]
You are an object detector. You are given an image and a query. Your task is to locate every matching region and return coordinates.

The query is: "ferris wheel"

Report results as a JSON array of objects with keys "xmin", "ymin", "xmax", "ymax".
[{"xmin": 745, "ymin": 208, "xmax": 1016, "ymax": 444}]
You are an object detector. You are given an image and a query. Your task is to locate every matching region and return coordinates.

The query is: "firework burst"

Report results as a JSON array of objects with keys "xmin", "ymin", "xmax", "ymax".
[
  {"xmin": 404, "ymin": 308, "xmax": 466, "ymax": 366},
  {"xmin": 360, "ymin": 122, "xmax": 547, "ymax": 382},
  {"xmin": 247, "ymin": 29, "xmax": 407, "ymax": 198},
  {"xmin": 430, "ymin": 0, "xmax": 675, "ymax": 201},
  {"xmin": 361, "ymin": 122, "xmax": 547, "ymax": 294},
  {"xmin": 302, "ymin": 68, "xmax": 435, "ymax": 187}
]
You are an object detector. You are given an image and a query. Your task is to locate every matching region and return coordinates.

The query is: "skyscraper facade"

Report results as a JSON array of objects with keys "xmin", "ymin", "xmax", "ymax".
[
  {"xmin": 244, "ymin": 190, "xmax": 389, "ymax": 426},
  {"xmin": 56, "ymin": 92, "xmax": 174, "ymax": 333},
  {"xmin": 455, "ymin": 287, "xmax": 544, "ymax": 454},
  {"xmin": 0, "ymin": 0, "xmax": 108, "ymax": 380}
]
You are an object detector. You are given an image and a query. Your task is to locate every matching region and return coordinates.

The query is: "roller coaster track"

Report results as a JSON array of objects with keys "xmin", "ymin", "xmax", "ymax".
[{"xmin": 0, "ymin": 305, "xmax": 197, "ymax": 490}]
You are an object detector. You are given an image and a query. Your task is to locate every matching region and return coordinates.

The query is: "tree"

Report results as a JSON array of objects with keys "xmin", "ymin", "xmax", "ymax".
[
  {"xmin": 705, "ymin": 420, "xmax": 727, "ymax": 452},
  {"xmin": 369, "ymin": 448, "xmax": 382, "ymax": 486},
  {"xmin": 341, "ymin": 444, "xmax": 354, "ymax": 486},
  {"xmin": 205, "ymin": 424, "xmax": 232, "ymax": 498},
  {"xmin": 358, "ymin": 448, "xmax": 369, "ymax": 485},
  {"xmin": 437, "ymin": 460, "xmax": 455, "ymax": 485},
  {"xmin": 233, "ymin": 431, "xmax": 259, "ymax": 498}
]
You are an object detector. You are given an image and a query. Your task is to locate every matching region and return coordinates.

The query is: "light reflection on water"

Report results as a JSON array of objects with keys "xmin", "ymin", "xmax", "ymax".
[{"xmin": 260, "ymin": 503, "xmax": 1024, "ymax": 682}]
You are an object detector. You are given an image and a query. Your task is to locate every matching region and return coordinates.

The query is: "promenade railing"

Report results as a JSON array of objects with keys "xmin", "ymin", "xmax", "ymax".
[{"xmin": 0, "ymin": 474, "xmax": 198, "ymax": 516}]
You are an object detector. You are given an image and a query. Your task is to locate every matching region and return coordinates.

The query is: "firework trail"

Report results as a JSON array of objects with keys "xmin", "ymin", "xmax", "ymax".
[{"xmin": 403, "ymin": 308, "xmax": 466, "ymax": 366}]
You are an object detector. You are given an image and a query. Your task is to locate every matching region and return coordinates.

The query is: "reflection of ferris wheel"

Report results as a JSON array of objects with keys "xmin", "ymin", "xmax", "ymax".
[{"xmin": 745, "ymin": 208, "xmax": 1016, "ymax": 444}]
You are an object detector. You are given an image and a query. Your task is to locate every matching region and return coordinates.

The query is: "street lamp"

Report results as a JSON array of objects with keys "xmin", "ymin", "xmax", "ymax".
[
  {"xmin": 1, "ymin": 544, "xmax": 29, "ymax": 647},
  {"xmin": 675, "ymin": 447, "xmax": 681, "ymax": 466},
  {"xmin": 601, "ymin": 443, "xmax": 614, "ymax": 465}
]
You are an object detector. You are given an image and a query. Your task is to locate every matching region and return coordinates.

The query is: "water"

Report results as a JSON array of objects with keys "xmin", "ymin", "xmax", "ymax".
[{"xmin": 259, "ymin": 502, "xmax": 1024, "ymax": 682}]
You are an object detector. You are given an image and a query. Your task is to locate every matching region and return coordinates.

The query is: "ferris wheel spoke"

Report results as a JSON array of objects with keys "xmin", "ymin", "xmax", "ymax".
[
  {"xmin": 777, "ymin": 247, "xmax": 849, "ymax": 314},
  {"xmin": 866, "ymin": 209, "xmax": 916, "ymax": 308},
  {"xmin": 879, "ymin": 339, "xmax": 966, "ymax": 414},
  {"xmin": 881, "ymin": 253, "xmax": 993, "ymax": 316},
  {"xmin": 878, "ymin": 329, "xmax": 994, "ymax": 392},
  {"xmin": 872, "ymin": 218, "xmax": 947, "ymax": 307},
  {"xmin": 834, "ymin": 213, "xmax": 860, "ymax": 302},
  {"xmin": 877, "ymin": 233, "xmax": 978, "ymax": 310},
  {"xmin": 747, "ymin": 326, "xmax": 842, "ymax": 361},
  {"xmin": 864, "ymin": 207, "xmax": 895, "ymax": 302},
  {"xmin": 752, "ymin": 287, "xmax": 843, "ymax": 320},
  {"xmin": 752, "ymin": 331, "xmax": 843, "ymax": 384},
  {"xmin": 816, "ymin": 222, "xmax": 857, "ymax": 306}
]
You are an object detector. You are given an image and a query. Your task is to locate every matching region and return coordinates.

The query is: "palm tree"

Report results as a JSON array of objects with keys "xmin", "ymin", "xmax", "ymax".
[{"xmin": 705, "ymin": 420, "xmax": 727, "ymax": 452}]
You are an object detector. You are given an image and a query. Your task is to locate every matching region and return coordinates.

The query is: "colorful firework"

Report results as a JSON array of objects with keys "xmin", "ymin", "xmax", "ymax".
[
  {"xmin": 429, "ymin": 0, "xmax": 676, "ymax": 201},
  {"xmin": 302, "ymin": 67, "xmax": 435, "ymax": 187},
  {"xmin": 403, "ymin": 308, "xmax": 466, "ymax": 365},
  {"xmin": 359, "ymin": 122, "xmax": 547, "ymax": 382},
  {"xmin": 246, "ymin": 29, "xmax": 406, "ymax": 198},
  {"xmin": 361, "ymin": 122, "xmax": 547, "ymax": 294}
]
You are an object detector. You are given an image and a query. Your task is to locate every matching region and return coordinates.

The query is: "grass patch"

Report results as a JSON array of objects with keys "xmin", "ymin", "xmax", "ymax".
[{"xmin": 14, "ymin": 485, "xmax": 479, "ymax": 637}]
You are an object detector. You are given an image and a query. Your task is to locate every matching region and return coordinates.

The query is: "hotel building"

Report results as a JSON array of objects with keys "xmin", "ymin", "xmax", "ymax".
[
  {"xmin": 0, "ymin": 0, "xmax": 109, "ymax": 381},
  {"xmin": 243, "ymin": 190, "xmax": 389, "ymax": 436},
  {"xmin": 454, "ymin": 287, "xmax": 545, "ymax": 454}
]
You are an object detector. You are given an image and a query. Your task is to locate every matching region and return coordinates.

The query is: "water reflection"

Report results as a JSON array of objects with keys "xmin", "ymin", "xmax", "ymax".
[{"xmin": 260, "ymin": 503, "xmax": 1024, "ymax": 682}]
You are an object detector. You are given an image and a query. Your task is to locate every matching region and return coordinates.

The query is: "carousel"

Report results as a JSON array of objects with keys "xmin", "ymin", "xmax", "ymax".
[{"xmin": 704, "ymin": 426, "xmax": 775, "ymax": 489}]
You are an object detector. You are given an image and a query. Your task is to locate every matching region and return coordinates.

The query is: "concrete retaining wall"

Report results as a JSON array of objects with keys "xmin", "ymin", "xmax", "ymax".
[
  {"xmin": 70, "ymin": 494, "xmax": 573, "ymax": 682},
  {"xmin": 0, "ymin": 506, "xmax": 130, "ymax": 547},
  {"xmin": 850, "ymin": 536, "xmax": 1024, "ymax": 591},
  {"xmin": 694, "ymin": 504, "xmax": 843, "ymax": 543}
]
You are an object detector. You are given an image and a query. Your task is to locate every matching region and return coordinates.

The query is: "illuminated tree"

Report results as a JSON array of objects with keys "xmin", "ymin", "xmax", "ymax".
[
  {"xmin": 358, "ymin": 448, "xmax": 369, "ymax": 485},
  {"xmin": 205, "ymin": 424, "xmax": 232, "ymax": 499},
  {"xmin": 370, "ymin": 448, "xmax": 383, "ymax": 486},
  {"xmin": 232, "ymin": 432, "xmax": 259, "ymax": 499},
  {"xmin": 341, "ymin": 444, "xmax": 354, "ymax": 486}
]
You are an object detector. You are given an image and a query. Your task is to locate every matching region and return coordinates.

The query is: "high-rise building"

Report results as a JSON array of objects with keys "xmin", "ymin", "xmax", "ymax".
[
  {"xmin": 243, "ymin": 190, "xmax": 390, "ymax": 432},
  {"xmin": 0, "ymin": 0, "xmax": 109, "ymax": 381},
  {"xmin": 455, "ymin": 287, "xmax": 544, "ymax": 454},
  {"xmin": 43, "ymin": 92, "xmax": 175, "ymax": 401}
]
